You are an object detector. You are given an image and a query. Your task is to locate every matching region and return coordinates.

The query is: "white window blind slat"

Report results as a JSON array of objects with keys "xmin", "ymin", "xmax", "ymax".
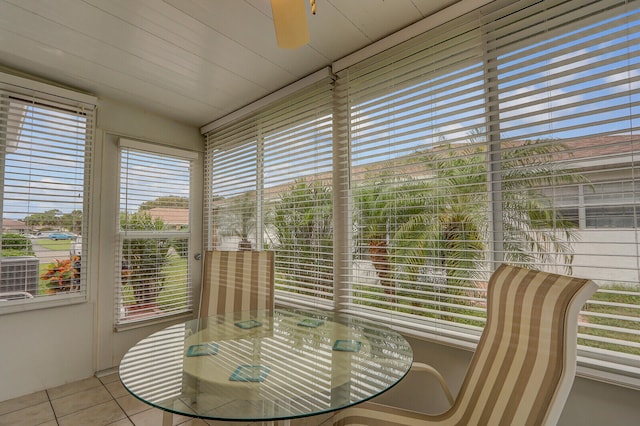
[{"xmin": 200, "ymin": 0, "xmax": 640, "ymax": 383}]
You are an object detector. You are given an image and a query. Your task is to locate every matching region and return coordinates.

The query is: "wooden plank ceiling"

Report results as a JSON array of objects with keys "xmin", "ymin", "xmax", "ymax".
[{"xmin": 0, "ymin": 0, "xmax": 456, "ymax": 127}]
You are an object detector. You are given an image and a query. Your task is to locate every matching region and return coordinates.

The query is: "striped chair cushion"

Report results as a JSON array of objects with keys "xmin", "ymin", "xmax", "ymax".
[
  {"xmin": 332, "ymin": 264, "xmax": 597, "ymax": 426},
  {"xmin": 200, "ymin": 250, "xmax": 275, "ymax": 317}
]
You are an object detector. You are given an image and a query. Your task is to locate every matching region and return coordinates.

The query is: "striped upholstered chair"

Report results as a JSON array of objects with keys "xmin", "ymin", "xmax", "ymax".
[
  {"xmin": 199, "ymin": 250, "xmax": 275, "ymax": 317},
  {"xmin": 332, "ymin": 264, "xmax": 598, "ymax": 426}
]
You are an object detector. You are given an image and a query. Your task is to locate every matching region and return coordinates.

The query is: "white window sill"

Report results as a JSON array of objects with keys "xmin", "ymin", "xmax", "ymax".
[
  {"xmin": 0, "ymin": 293, "xmax": 88, "ymax": 315},
  {"xmin": 114, "ymin": 311, "xmax": 194, "ymax": 332}
]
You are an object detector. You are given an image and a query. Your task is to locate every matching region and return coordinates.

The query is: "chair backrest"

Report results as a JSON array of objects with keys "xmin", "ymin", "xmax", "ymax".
[
  {"xmin": 442, "ymin": 264, "xmax": 597, "ymax": 425},
  {"xmin": 199, "ymin": 250, "xmax": 275, "ymax": 317}
]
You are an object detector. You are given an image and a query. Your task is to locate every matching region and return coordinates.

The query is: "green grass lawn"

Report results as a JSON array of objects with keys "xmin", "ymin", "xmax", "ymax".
[
  {"xmin": 579, "ymin": 284, "xmax": 640, "ymax": 356},
  {"xmin": 157, "ymin": 254, "xmax": 189, "ymax": 310},
  {"xmin": 35, "ymin": 239, "xmax": 72, "ymax": 251}
]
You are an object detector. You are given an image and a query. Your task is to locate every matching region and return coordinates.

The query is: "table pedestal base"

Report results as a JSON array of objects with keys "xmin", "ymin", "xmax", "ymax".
[{"xmin": 163, "ymin": 411, "xmax": 172, "ymax": 426}]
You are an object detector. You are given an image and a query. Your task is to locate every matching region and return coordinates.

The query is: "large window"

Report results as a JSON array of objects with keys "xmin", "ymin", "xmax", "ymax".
[
  {"xmin": 0, "ymin": 72, "xmax": 95, "ymax": 310},
  {"xmin": 204, "ymin": 0, "xmax": 640, "ymax": 384},
  {"xmin": 341, "ymin": 0, "xmax": 640, "ymax": 382},
  {"xmin": 116, "ymin": 139, "xmax": 196, "ymax": 325},
  {"xmin": 204, "ymin": 75, "xmax": 334, "ymax": 310}
]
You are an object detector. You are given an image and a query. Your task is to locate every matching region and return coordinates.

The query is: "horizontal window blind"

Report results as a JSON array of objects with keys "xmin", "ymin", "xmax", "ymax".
[
  {"xmin": 116, "ymin": 141, "xmax": 194, "ymax": 324},
  {"xmin": 343, "ymin": 6, "xmax": 489, "ymax": 334},
  {"xmin": 1, "ymin": 75, "xmax": 94, "ymax": 305},
  {"xmin": 341, "ymin": 0, "xmax": 640, "ymax": 379},
  {"xmin": 204, "ymin": 78, "xmax": 334, "ymax": 309},
  {"xmin": 487, "ymin": 0, "xmax": 640, "ymax": 373}
]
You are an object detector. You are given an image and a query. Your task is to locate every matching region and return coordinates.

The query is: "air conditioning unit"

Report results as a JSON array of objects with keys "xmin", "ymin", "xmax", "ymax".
[{"xmin": 0, "ymin": 257, "xmax": 39, "ymax": 296}]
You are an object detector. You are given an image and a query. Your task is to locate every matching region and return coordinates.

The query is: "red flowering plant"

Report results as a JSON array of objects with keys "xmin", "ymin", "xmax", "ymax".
[{"xmin": 40, "ymin": 256, "xmax": 81, "ymax": 294}]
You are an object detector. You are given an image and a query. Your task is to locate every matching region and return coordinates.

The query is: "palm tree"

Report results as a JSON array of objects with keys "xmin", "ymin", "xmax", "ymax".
[
  {"xmin": 356, "ymin": 137, "xmax": 585, "ymax": 312},
  {"xmin": 354, "ymin": 174, "xmax": 427, "ymax": 295},
  {"xmin": 500, "ymin": 140, "xmax": 581, "ymax": 268}
]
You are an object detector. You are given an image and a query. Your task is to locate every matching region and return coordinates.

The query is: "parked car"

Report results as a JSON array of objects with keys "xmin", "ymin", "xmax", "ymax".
[
  {"xmin": 49, "ymin": 232, "xmax": 74, "ymax": 240},
  {"xmin": 70, "ymin": 236, "xmax": 82, "ymax": 257}
]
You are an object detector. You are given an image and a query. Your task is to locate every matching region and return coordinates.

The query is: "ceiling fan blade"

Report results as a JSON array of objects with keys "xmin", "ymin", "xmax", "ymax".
[{"xmin": 271, "ymin": 0, "xmax": 309, "ymax": 49}]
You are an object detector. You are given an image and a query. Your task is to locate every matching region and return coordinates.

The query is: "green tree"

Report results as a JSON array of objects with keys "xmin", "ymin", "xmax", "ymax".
[
  {"xmin": 24, "ymin": 209, "xmax": 63, "ymax": 228},
  {"xmin": 398, "ymin": 140, "xmax": 581, "ymax": 274},
  {"xmin": 217, "ymin": 192, "xmax": 257, "ymax": 250},
  {"xmin": 62, "ymin": 209, "xmax": 83, "ymax": 234},
  {"xmin": 354, "ymin": 174, "xmax": 427, "ymax": 294}
]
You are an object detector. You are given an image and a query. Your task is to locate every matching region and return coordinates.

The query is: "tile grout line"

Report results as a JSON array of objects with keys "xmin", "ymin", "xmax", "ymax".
[
  {"xmin": 44, "ymin": 389, "xmax": 60, "ymax": 426},
  {"xmin": 99, "ymin": 376, "xmax": 138, "ymax": 426},
  {"xmin": 50, "ymin": 378, "xmax": 122, "ymax": 426},
  {"xmin": 107, "ymin": 382, "xmax": 136, "ymax": 426}
]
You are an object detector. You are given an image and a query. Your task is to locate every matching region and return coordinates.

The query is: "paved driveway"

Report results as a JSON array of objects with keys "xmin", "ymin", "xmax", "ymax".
[{"xmin": 31, "ymin": 241, "xmax": 70, "ymax": 264}]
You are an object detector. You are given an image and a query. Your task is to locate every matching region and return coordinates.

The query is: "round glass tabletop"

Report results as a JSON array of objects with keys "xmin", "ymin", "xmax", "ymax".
[{"xmin": 119, "ymin": 308, "xmax": 413, "ymax": 422}]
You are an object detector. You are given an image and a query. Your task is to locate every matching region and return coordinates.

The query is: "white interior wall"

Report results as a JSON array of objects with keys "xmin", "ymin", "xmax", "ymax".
[{"xmin": 0, "ymin": 302, "xmax": 95, "ymax": 402}]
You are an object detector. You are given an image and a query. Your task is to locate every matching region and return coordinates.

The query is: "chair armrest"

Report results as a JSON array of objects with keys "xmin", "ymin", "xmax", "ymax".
[{"xmin": 411, "ymin": 362, "xmax": 455, "ymax": 406}]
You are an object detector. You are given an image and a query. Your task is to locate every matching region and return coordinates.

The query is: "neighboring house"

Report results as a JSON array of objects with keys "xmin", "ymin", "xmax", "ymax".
[
  {"xmin": 548, "ymin": 135, "xmax": 640, "ymax": 283},
  {"xmin": 1, "ymin": 218, "xmax": 29, "ymax": 235},
  {"xmin": 147, "ymin": 208, "xmax": 189, "ymax": 230}
]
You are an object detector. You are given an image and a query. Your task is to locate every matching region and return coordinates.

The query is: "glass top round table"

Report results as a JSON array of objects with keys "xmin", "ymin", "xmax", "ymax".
[{"xmin": 119, "ymin": 308, "xmax": 413, "ymax": 423}]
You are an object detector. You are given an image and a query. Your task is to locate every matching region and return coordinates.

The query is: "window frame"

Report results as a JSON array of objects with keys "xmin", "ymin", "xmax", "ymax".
[
  {"xmin": 204, "ymin": 74, "xmax": 336, "ymax": 311},
  {"xmin": 114, "ymin": 138, "xmax": 198, "ymax": 327},
  {"xmin": 0, "ymin": 71, "xmax": 96, "ymax": 315},
  {"xmin": 336, "ymin": 0, "xmax": 640, "ymax": 388}
]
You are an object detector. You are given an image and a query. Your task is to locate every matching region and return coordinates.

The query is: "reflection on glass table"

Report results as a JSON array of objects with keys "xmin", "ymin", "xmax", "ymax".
[{"xmin": 119, "ymin": 309, "xmax": 413, "ymax": 425}]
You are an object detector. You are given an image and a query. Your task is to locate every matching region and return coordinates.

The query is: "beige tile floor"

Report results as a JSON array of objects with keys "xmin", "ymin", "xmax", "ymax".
[{"xmin": 0, "ymin": 373, "xmax": 334, "ymax": 426}]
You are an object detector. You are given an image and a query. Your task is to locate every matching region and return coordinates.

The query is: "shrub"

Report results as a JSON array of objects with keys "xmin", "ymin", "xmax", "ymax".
[{"xmin": 1, "ymin": 233, "xmax": 35, "ymax": 257}]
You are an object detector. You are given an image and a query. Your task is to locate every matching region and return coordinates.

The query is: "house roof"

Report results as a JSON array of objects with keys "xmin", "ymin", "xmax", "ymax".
[
  {"xmin": 147, "ymin": 208, "xmax": 189, "ymax": 225},
  {"xmin": 1, "ymin": 219, "xmax": 28, "ymax": 230}
]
